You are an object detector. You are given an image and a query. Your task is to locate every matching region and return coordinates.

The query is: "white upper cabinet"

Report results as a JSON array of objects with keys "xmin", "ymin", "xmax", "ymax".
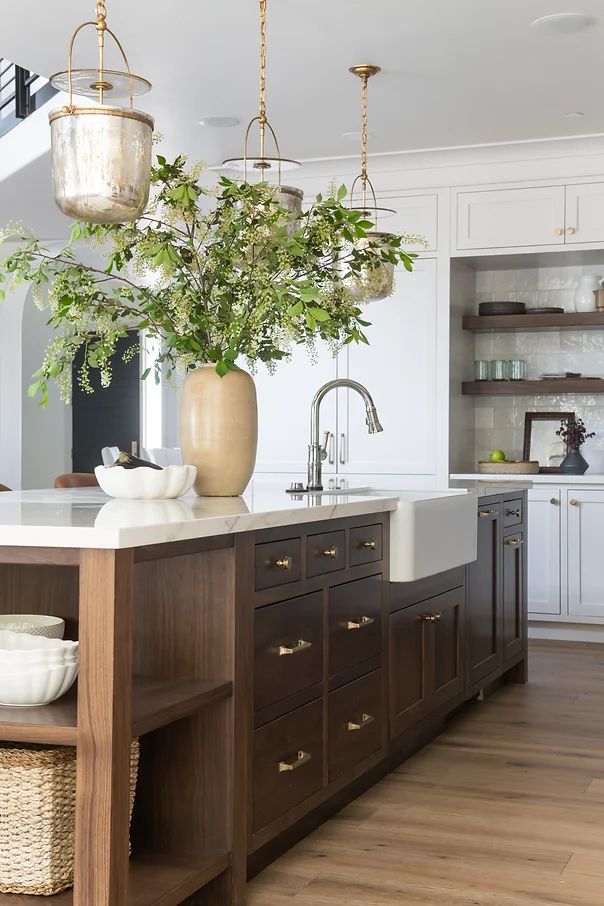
[
  {"xmin": 391, "ymin": 194, "xmax": 438, "ymax": 251},
  {"xmin": 565, "ymin": 182, "xmax": 604, "ymax": 245},
  {"xmin": 527, "ymin": 489, "xmax": 561, "ymax": 617},
  {"xmin": 456, "ymin": 185, "xmax": 566, "ymax": 250},
  {"xmin": 567, "ymin": 489, "xmax": 604, "ymax": 619},
  {"xmin": 254, "ymin": 344, "xmax": 338, "ymax": 474},
  {"xmin": 339, "ymin": 257, "xmax": 438, "ymax": 476}
]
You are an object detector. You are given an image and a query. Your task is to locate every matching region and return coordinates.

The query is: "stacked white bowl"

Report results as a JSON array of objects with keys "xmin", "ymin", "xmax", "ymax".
[{"xmin": 0, "ymin": 630, "xmax": 79, "ymax": 707}]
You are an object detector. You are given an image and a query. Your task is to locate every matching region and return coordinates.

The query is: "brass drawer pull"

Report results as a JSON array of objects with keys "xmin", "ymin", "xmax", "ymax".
[
  {"xmin": 322, "ymin": 547, "xmax": 339, "ymax": 559},
  {"xmin": 277, "ymin": 639, "xmax": 312, "ymax": 657},
  {"xmin": 278, "ymin": 750, "xmax": 312, "ymax": 773},
  {"xmin": 421, "ymin": 612, "xmax": 441, "ymax": 623},
  {"xmin": 478, "ymin": 509, "xmax": 493, "ymax": 518},
  {"xmin": 272, "ymin": 555, "xmax": 293, "ymax": 571},
  {"xmin": 345, "ymin": 615, "xmax": 375, "ymax": 630},
  {"xmin": 361, "ymin": 539, "xmax": 376, "ymax": 550},
  {"xmin": 348, "ymin": 713, "xmax": 375, "ymax": 732},
  {"xmin": 504, "ymin": 538, "xmax": 524, "ymax": 547},
  {"xmin": 505, "ymin": 508, "xmax": 521, "ymax": 518}
]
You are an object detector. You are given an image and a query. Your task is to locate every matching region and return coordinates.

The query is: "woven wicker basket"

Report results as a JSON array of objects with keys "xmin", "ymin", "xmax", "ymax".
[{"xmin": 0, "ymin": 739, "xmax": 140, "ymax": 896}]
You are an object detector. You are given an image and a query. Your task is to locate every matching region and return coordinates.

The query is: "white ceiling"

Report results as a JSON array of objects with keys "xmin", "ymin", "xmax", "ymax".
[{"xmin": 2, "ymin": 0, "xmax": 604, "ymax": 166}]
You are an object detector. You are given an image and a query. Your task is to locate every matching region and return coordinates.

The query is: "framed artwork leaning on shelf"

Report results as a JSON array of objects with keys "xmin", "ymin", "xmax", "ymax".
[{"xmin": 523, "ymin": 411, "xmax": 574, "ymax": 473}]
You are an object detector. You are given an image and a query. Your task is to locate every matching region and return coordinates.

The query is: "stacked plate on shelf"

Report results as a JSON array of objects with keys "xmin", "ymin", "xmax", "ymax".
[{"xmin": 0, "ymin": 630, "xmax": 78, "ymax": 707}]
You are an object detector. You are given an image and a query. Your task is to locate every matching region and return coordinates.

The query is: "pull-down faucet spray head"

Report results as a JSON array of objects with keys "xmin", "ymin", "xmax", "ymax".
[{"xmin": 366, "ymin": 405, "xmax": 383, "ymax": 434}]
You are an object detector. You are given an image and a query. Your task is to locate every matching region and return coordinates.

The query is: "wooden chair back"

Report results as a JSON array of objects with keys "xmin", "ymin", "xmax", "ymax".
[
  {"xmin": 54, "ymin": 473, "xmax": 99, "ymax": 489},
  {"xmin": 0, "ymin": 484, "xmax": 11, "ymax": 492}
]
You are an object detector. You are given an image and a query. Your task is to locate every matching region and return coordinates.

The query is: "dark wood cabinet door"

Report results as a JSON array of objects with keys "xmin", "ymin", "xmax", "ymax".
[
  {"xmin": 389, "ymin": 601, "xmax": 429, "ymax": 737},
  {"xmin": 328, "ymin": 575, "xmax": 382, "ymax": 677},
  {"xmin": 502, "ymin": 530, "xmax": 526, "ymax": 666},
  {"xmin": 467, "ymin": 503, "xmax": 502, "ymax": 688},
  {"xmin": 428, "ymin": 588, "xmax": 466, "ymax": 711},
  {"xmin": 328, "ymin": 670, "xmax": 384, "ymax": 782}
]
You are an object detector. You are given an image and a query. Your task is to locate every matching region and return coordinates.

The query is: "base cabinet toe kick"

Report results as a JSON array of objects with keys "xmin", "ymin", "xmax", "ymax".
[{"xmin": 240, "ymin": 497, "xmax": 528, "ymax": 881}]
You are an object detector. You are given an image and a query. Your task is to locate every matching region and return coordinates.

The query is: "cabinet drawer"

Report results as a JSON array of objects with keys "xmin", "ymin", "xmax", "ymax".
[
  {"xmin": 307, "ymin": 530, "xmax": 345, "ymax": 578},
  {"xmin": 254, "ymin": 592, "xmax": 324, "ymax": 712},
  {"xmin": 503, "ymin": 498, "xmax": 523, "ymax": 528},
  {"xmin": 253, "ymin": 699, "xmax": 323, "ymax": 832},
  {"xmin": 329, "ymin": 575, "xmax": 382, "ymax": 676},
  {"xmin": 328, "ymin": 670, "xmax": 383, "ymax": 782},
  {"xmin": 255, "ymin": 537, "xmax": 302, "ymax": 590},
  {"xmin": 349, "ymin": 524, "xmax": 383, "ymax": 567}
]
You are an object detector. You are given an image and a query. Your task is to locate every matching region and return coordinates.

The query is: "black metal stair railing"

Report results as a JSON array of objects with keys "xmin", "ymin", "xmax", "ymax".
[{"xmin": 0, "ymin": 57, "xmax": 57, "ymax": 138}]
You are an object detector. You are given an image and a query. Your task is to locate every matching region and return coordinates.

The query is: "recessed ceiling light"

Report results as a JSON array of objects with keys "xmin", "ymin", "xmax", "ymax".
[
  {"xmin": 531, "ymin": 13, "xmax": 596, "ymax": 34},
  {"xmin": 565, "ymin": 111, "xmax": 585, "ymax": 119},
  {"xmin": 341, "ymin": 130, "xmax": 375, "ymax": 143},
  {"xmin": 198, "ymin": 116, "xmax": 240, "ymax": 128}
]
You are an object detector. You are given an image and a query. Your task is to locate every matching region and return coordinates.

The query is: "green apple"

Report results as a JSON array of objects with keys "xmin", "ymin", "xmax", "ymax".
[{"xmin": 490, "ymin": 449, "xmax": 506, "ymax": 462}]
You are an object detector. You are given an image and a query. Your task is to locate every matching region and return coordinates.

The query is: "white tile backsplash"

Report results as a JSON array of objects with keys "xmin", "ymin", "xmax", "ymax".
[{"xmin": 469, "ymin": 262, "xmax": 604, "ymax": 465}]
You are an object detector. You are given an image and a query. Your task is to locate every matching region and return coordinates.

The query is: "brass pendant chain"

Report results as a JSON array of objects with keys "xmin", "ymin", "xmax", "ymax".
[
  {"xmin": 258, "ymin": 0, "xmax": 267, "ymax": 164},
  {"xmin": 360, "ymin": 72, "xmax": 369, "ymax": 212},
  {"xmin": 96, "ymin": 0, "xmax": 107, "ymax": 104}
]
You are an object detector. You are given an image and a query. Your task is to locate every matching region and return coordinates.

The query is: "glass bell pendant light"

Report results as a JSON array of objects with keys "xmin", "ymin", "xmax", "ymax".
[
  {"xmin": 222, "ymin": 0, "xmax": 303, "ymax": 220},
  {"xmin": 48, "ymin": 0, "xmax": 154, "ymax": 224},
  {"xmin": 346, "ymin": 65, "xmax": 397, "ymax": 302}
]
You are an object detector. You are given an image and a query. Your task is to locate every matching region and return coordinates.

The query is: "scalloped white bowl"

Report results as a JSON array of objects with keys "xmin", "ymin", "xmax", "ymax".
[
  {"xmin": 0, "ymin": 662, "xmax": 79, "ymax": 707},
  {"xmin": 0, "ymin": 630, "xmax": 78, "ymax": 665},
  {"xmin": 0, "ymin": 614, "xmax": 65, "ymax": 639},
  {"xmin": 94, "ymin": 464, "xmax": 197, "ymax": 500}
]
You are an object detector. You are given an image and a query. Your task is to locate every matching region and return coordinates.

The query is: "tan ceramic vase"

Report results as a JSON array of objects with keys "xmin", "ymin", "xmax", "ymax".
[{"xmin": 180, "ymin": 365, "xmax": 258, "ymax": 496}]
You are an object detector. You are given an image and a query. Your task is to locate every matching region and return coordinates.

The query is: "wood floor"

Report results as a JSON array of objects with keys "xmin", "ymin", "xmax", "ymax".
[{"xmin": 248, "ymin": 642, "xmax": 604, "ymax": 905}]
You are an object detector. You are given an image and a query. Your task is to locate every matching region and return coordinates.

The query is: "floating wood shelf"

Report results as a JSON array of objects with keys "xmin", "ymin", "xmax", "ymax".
[
  {"xmin": 463, "ymin": 312, "xmax": 604, "ymax": 332},
  {"xmin": 0, "ymin": 851, "xmax": 230, "ymax": 905},
  {"xmin": 0, "ymin": 676, "xmax": 232, "ymax": 746},
  {"xmin": 462, "ymin": 379, "xmax": 604, "ymax": 396}
]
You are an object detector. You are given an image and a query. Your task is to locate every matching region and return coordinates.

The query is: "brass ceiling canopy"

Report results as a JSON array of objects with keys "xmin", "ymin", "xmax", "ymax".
[
  {"xmin": 222, "ymin": 0, "xmax": 301, "ymax": 186},
  {"xmin": 48, "ymin": 0, "xmax": 154, "ymax": 224},
  {"xmin": 348, "ymin": 64, "xmax": 396, "ymax": 222}
]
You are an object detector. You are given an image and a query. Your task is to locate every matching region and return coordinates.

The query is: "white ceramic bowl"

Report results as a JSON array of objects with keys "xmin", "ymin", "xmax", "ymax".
[
  {"xmin": 0, "ymin": 630, "xmax": 78, "ymax": 665},
  {"xmin": 94, "ymin": 464, "xmax": 197, "ymax": 500},
  {"xmin": 0, "ymin": 662, "xmax": 79, "ymax": 707},
  {"xmin": 0, "ymin": 614, "xmax": 65, "ymax": 639}
]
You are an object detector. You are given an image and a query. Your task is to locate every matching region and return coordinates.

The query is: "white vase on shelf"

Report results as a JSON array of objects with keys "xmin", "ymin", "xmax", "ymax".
[{"xmin": 574, "ymin": 275, "xmax": 600, "ymax": 313}]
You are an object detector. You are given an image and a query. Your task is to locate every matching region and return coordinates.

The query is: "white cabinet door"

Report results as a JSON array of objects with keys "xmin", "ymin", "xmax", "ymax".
[
  {"xmin": 390, "ymin": 194, "xmax": 438, "ymax": 251},
  {"xmin": 339, "ymin": 258, "xmax": 438, "ymax": 476},
  {"xmin": 567, "ymin": 489, "xmax": 604, "ymax": 618},
  {"xmin": 565, "ymin": 182, "xmax": 604, "ymax": 245},
  {"xmin": 527, "ymin": 489, "xmax": 561, "ymax": 616},
  {"xmin": 254, "ymin": 344, "xmax": 338, "ymax": 474},
  {"xmin": 456, "ymin": 186, "xmax": 565, "ymax": 250}
]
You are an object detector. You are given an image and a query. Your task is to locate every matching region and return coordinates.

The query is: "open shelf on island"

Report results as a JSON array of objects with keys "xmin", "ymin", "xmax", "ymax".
[
  {"xmin": 463, "ymin": 311, "xmax": 604, "ymax": 332},
  {"xmin": 0, "ymin": 850, "xmax": 230, "ymax": 905},
  {"xmin": 0, "ymin": 676, "xmax": 232, "ymax": 746},
  {"xmin": 462, "ymin": 379, "xmax": 604, "ymax": 395}
]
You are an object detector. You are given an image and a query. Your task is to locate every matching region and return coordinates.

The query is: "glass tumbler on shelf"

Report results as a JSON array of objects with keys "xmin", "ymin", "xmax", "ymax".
[
  {"xmin": 508, "ymin": 359, "xmax": 527, "ymax": 381},
  {"xmin": 474, "ymin": 360, "xmax": 492, "ymax": 381},
  {"xmin": 491, "ymin": 360, "xmax": 509, "ymax": 381}
]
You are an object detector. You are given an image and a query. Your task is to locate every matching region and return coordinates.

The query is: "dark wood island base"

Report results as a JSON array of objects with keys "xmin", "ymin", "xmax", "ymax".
[{"xmin": 0, "ymin": 494, "xmax": 526, "ymax": 906}]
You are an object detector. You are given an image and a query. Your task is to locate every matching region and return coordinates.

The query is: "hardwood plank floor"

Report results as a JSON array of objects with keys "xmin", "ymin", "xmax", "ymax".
[{"xmin": 248, "ymin": 643, "xmax": 604, "ymax": 905}]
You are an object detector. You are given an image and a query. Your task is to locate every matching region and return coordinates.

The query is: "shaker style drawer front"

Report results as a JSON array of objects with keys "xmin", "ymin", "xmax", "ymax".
[
  {"xmin": 307, "ymin": 530, "xmax": 346, "ymax": 578},
  {"xmin": 253, "ymin": 699, "xmax": 323, "ymax": 832},
  {"xmin": 328, "ymin": 669, "xmax": 383, "ymax": 782},
  {"xmin": 349, "ymin": 524, "xmax": 383, "ymax": 567},
  {"xmin": 329, "ymin": 575, "xmax": 382, "ymax": 676},
  {"xmin": 255, "ymin": 537, "xmax": 302, "ymax": 590},
  {"xmin": 503, "ymin": 498, "xmax": 523, "ymax": 528},
  {"xmin": 254, "ymin": 592, "xmax": 324, "ymax": 712}
]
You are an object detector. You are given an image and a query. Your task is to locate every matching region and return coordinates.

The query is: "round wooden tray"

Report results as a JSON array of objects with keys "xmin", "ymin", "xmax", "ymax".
[{"xmin": 477, "ymin": 460, "xmax": 539, "ymax": 475}]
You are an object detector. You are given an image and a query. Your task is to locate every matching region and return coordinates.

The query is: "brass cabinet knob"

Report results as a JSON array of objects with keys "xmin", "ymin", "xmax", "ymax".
[
  {"xmin": 321, "ymin": 547, "xmax": 338, "ymax": 559},
  {"xmin": 566, "ymin": 226, "xmax": 577, "ymax": 235},
  {"xmin": 550, "ymin": 497, "xmax": 559, "ymax": 506},
  {"xmin": 347, "ymin": 713, "xmax": 375, "ymax": 732},
  {"xmin": 569, "ymin": 498, "xmax": 579, "ymax": 507},
  {"xmin": 278, "ymin": 750, "xmax": 312, "ymax": 773},
  {"xmin": 273, "ymin": 555, "xmax": 293, "ymax": 571},
  {"xmin": 505, "ymin": 508, "xmax": 521, "ymax": 518},
  {"xmin": 362, "ymin": 539, "xmax": 377, "ymax": 550},
  {"xmin": 554, "ymin": 227, "xmax": 564, "ymax": 236},
  {"xmin": 345, "ymin": 615, "xmax": 375, "ymax": 630},
  {"xmin": 277, "ymin": 639, "xmax": 312, "ymax": 657},
  {"xmin": 421, "ymin": 612, "xmax": 442, "ymax": 623}
]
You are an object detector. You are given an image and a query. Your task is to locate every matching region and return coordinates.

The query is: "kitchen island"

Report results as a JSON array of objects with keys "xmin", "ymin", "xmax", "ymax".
[{"xmin": 0, "ymin": 483, "xmax": 526, "ymax": 905}]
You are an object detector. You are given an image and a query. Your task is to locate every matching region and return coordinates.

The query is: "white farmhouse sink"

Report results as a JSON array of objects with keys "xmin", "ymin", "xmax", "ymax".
[{"xmin": 387, "ymin": 489, "xmax": 478, "ymax": 582}]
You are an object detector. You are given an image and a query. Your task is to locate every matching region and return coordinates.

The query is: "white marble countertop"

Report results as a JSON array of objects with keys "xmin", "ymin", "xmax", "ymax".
[
  {"xmin": 451, "ymin": 472, "xmax": 604, "ymax": 485},
  {"xmin": 0, "ymin": 483, "xmax": 399, "ymax": 550}
]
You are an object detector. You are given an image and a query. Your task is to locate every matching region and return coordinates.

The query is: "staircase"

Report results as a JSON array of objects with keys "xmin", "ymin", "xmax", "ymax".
[{"xmin": 0, "ymin": 57, "xmax": 56, "ymax": 138}]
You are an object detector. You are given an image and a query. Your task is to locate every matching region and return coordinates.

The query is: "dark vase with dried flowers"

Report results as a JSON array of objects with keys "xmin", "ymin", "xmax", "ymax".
[{"xmin": 557, "ymin": 417, "xmax": 595, "ymax": 475}]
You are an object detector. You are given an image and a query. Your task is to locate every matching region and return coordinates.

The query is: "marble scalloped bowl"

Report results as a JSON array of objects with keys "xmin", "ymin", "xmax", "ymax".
[{"xmin": 94, "ymin": 464, "xmax": 197, "ymax": 500}]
